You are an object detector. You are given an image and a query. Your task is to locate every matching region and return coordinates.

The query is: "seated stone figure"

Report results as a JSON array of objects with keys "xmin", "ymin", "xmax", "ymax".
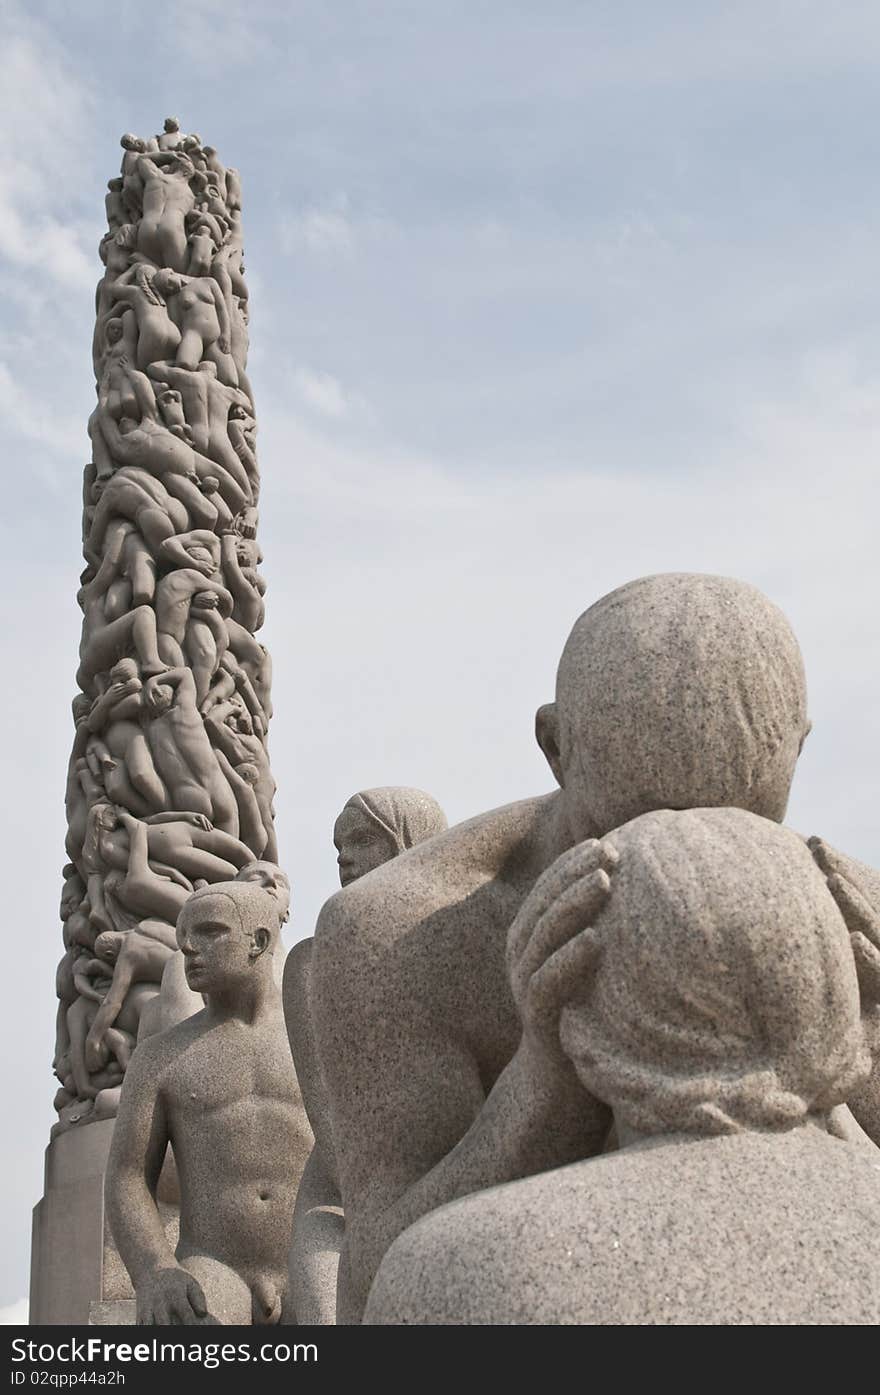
[
  {"xmin": 106, "ymin": 878, "xmax": 313, "ymax": 1324},
  {"xmin": 311, "ymin": 572, "xmax": 880, "ymax": 1322},
  {"xmin": 284, "ymin": 788, "xmax": 448, "ymax": 1325},
  {"xmin": 365, "ymin": 807, "xmax": 880, "ymax": 1325}
]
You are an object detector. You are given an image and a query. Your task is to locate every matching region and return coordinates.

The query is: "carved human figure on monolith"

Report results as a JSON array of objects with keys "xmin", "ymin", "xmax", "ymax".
[
  {"xmin": 135, "ymin": 149, "xmax": 196, "ymax": 271},
  {"xmin": 365, "ymin": 807, "xmax": 880, "ymax": 1324},
  {"xmin": 284, "ymin": 788, "xmax": 448, "ymax": 1324},
  {"xmin": 310, "ymin": 572, "xmax": 880, "ymax": 1321},
  {"xmin": 107, "ymin": 878, "xmax": 313, "ymax": 1324}
]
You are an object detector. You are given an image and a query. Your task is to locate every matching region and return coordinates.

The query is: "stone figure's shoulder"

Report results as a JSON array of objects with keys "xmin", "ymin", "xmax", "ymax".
[
  {"xmin": 281, "ymin": 938, "xmax": 313, "ymax": 1034},
  {"xmin": 133, "ymin": 1008, "xmax": 210, "ymax": 1079},
  {"xmin": 282, "ymin": 935, "xmax": 312, "ymax": 990},
  {"xmin": 316, "ymin": 794, "xmax": 553, "ymax": 957}
]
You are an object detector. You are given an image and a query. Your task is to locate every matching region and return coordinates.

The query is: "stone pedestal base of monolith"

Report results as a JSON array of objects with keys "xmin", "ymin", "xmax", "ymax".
[
  {"xmin": 29, "ymin": 1120, "xmax": 178, "ymax": 1325},
  {"xmin": 29, "ymin": 1119, "xmax": 131, "ymax": 1325}
]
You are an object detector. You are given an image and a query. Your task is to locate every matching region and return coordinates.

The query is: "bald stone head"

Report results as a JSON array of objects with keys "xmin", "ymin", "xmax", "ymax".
[
  {"xmin": 235, "ymin": 861, "xmax": 291, "ymax": 923},
  {"xmin": 536, "ymin": 573, "xmax": 809, "ymax": 840},
  {"xmin": 176, "ymin": 881, "xmax": 281, "ymax": 997}
]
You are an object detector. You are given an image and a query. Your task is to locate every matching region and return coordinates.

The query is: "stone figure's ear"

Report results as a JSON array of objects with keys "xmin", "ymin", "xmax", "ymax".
[
  {"xmin": 250, "ymin": 926, "xmax": 271, "ymax": 960},
  {"xmin": 536, "ymin": 702, "xmax": 565, "ymax": 788},
  {"xmin": 799, "ymin": 718, "xmax": 812, "ymax": 755}
]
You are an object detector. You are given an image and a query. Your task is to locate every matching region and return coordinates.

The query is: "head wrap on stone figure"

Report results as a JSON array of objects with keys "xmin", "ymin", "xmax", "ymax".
[
  {"xmin": 333, "ymin": 788, "xmax": 448, "ymax": 886},
  {"xmin": 558, "ymin": 807, "xmax": 871, "ymax": 1140},
  {"xmin": 536, "ymin": 572, "xmax": 811, "ymax": 840}
]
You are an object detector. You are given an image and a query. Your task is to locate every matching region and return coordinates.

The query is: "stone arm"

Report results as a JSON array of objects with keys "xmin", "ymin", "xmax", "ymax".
[
  {"xmin": 116, "ymin": 809, "xmax": 188, "ymax": 926},
  {"xmin": 119, "ymin": 811, "xmax": 151, "ymax": 884},
  {"xmin": 312, "ymin": 894, "xmax": 609, "ymax": 1323},
  {"xmin": 208, "ymin": 279, "xmax": 232, "ymax": 351},
  {"xmin": 284, "ymin": 940, "xmax": 343, "ymax": 1324},
  {"xmin": 810, "ymin": 838, "xmax": 880, "ymax": 1145},
  {"xmin": 72, "ymin": 958, "xmax": 107, "ymax": 1005},
  {"xmin": 193, "ymin": 209, "xmax": 227, "ymax": 245},
  {"xmin": 107, "ymin": 260, "xmax": 142, "ymax": 287},
  {"xmin": 143, "ymin": 666, "xmax": 195, "ymax": 704},
  {"xmin": 204, "ymin": 581, "xmax": 234, "ymax": 620},
  {"xmin": 125, "ymin": 368, "xmax": 161, "ymax": 425},
  {"xmin": 220, "ymin": 533, "xmax": 265, "ymax": 631},
  {"xmin": 80, "ymin": 522, "xmax": 127, "ymax": 603},
  {"xmin": 203, "ymin": 712, "xmax": 249, "ymax": 766},
  {"xmin": 86, "ymin": 936, "xmax": 174, "ymax": 1069},
  {"xmin": 81, "ymin": 515, "xmax": 131, "ymax": 581},
  {"xmin": 227, "ymin": 416, "xmax": 258, "ymax": 483},
  {"xmin": 236, "ymin": 681, "xmax": 267, "ymax": 738},
  {"xmin": 210, "ymin": 658, "xmax": 268, "ymax": 734},
  {"xmin": 135, "ymin": 151, "xmax": 177, "ymax": 179},
  {"xmin": 134, "ymin": 917, "xmax": 180, "ymax": 951},
  {"xmin": 147, "ymin": 366, "xmax": 207, "ymax": 453},
  {"xmin": 142, "ymin": 811, "xmax": 213, "ymax": 832},
  {"xmin": 71, "ymin": 717, "xmax": 92, "ymax": 761},
  {"xmin": 85, "ymin": 738, "xmax": 112, "ymax": 780},
  {"xmin": 94, "ymin": 413, "xmax": 130, "ymax": 464},
  {"xmin": 158, "ymin": 531, "xmax": 220, "ymax": 576},
  {"xmin": 289, "ymin": 1146, "xmax": 344, "ymax": 1325},
  {"xmin": 126, "ymin": 251, "xmax": 161, "ymax": 270},
  {"xmin": 87, "ymin": 681, "xmax": 142, "ymax": 734},
  {"xmin": 105, "ymin": 269, "xmax": 148, "ymax": 311},
  {"xmin": 211, "ymin": 747, "xmax": 265, "ymax": 854},
  {"xmin": 77, "ymin": 760, "xmax": 104, "ymax": 808},
  {"xmin": 158, "ymin": 568, "xmax": 234, "ymax": 620},
  {"xmin": 106, "ymin": 1042, "xmax": 208, "ymax": 1324},
  {"xmin": 147, "ymin": 360, "xmax": 206, "ymax": 403}
]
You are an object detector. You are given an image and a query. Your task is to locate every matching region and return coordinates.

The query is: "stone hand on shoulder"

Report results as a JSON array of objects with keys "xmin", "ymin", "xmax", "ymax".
[
  {"xmin": 507, "ymin": 837, "xmax": 618, "ymax": 1059},
  {"xmin": 810, "ymin": 836, "xmax": 880, "ymax": 1005}
]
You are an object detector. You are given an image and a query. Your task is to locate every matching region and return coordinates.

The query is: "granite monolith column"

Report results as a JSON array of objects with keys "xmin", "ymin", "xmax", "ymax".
[{"xmin": 30, "ymin": 117, "xmax": 275, "ymax": 1324}]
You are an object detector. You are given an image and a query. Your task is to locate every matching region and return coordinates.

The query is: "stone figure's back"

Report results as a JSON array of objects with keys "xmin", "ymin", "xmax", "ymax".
[{"xmin": 366, "ymin": 1129, "xmax": 880, "ymax": 1325}]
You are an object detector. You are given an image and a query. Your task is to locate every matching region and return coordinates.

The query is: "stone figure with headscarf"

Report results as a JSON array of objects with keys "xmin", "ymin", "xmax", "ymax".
[
  {"xmin": 333, "ymin": 787, "xmax": 449, "ymax": 886},
  {"xmin": 283, "ymin": 786, "xmax": 447, "ymax": 1324}
]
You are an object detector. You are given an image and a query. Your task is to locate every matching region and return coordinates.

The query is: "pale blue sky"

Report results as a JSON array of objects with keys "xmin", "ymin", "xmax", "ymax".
[{"xmin": 2, "ymin": 0, "xmax": 880, "ymax": 1314}]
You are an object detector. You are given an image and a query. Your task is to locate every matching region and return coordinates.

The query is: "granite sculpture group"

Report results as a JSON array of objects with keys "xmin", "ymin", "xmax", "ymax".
[{"xmin": 45, "ymin": 120, "xmax": 880, "ymax": 1326}]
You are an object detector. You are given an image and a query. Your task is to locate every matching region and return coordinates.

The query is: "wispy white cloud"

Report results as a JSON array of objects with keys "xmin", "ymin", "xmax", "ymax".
[
  {"xmin": 174, "ymin": 0, "xmax": 270, "ymax": 69},
  {"xmin": 291, "ymin": 366, "xmax": 371, "ymax": 421},
  {"xmin": 277, "ymin": 193, "xmax": 396, "ymax": 259},
  {"xmin": 0, "ymin": 193, "xmax": 93, "ymax": 290},
  {"xmin": 0, "ymin": 26, "xmax": 97, "ymax": 291},
  {"xmin": 280, "ymin": 196, "xmax": 357, "ymax": 257},
  {"xmin": 0, "ymin": 361, "xmax": 84, "ymax": 467}
]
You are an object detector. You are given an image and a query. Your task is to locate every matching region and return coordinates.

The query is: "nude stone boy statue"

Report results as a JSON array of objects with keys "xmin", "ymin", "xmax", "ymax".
[{"xmin": 107, "ymin": 878, "xmax": 312, "ymax": 1324}]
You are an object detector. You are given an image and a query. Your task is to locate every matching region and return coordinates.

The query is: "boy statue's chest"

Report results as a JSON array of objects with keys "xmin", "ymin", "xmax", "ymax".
[{"xmin": 167, "ymin": 1025, "xmax": 293, "ymax": 1118}]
